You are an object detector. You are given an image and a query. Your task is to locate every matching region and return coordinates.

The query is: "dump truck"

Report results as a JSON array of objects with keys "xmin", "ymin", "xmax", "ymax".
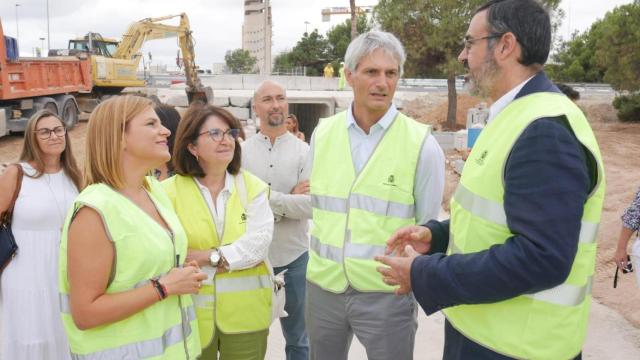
[
  {"xmin": 0, "ymin": 18, "xmax": 92, "ymax": 137},
  {"xmin": 1, "ymin": 13, "xmax": 212, "ymax": 137}
]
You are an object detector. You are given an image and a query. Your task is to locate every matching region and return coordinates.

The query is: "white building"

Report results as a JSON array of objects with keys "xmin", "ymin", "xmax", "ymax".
[{"xmin": 242, "ymin": 0, "xmax": 272, "ymax": 75}]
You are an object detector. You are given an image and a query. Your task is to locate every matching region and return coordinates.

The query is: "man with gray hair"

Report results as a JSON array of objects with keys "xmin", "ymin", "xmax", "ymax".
[
  {"xmin": 242, "ymin": 80, "xmax": 311, "ymax": 360},
  {"xmin": 306, "ymin": 31, "xmax": 445, "ymax": 359}
]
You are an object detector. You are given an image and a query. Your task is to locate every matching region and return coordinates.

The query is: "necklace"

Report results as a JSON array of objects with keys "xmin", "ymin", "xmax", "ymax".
[{"xmin": 45, "ymin": 172, "xmax": 68, "ymax": 229}]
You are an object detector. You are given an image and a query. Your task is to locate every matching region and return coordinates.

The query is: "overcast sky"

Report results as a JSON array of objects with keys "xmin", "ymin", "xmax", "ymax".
[{"xmin": 0, "ymin": 0, "xmax": 633, "ymax": 70}]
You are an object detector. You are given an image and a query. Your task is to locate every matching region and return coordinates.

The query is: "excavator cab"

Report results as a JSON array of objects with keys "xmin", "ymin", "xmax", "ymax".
[{"xmin": 68, "ymin": 34, "xmax": 118, "ymax": 58}]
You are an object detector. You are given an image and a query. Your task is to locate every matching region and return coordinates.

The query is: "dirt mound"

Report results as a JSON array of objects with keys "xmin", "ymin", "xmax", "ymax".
[{"xmin": 404, "ymin": 94, "xmax": 490, "ymax": 131}]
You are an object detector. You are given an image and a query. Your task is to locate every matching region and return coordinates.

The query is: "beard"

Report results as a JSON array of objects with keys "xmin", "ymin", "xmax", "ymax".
[
  {"xmin": 267, "ymin": 113, "xmax": 285, "ymax": 127},
  {"xmin": 465, "ymin": 53, "xmax": 500, "ymax": 98}
]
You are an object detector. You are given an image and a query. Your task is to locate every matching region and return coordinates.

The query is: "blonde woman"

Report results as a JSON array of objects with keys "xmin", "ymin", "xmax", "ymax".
[
  {"xmin": 285, "ymin": 114, "xmax": 305, "ymax": 142},
  {"xmin": 59, "ymin": 96, "xmax": 206, "ymax": 359},
  {"xmin": 0, "ymin": 110, "xmax": 81, "ymax": 359},
  {"xmin": 163, "ymin": 104, "xmax": 274, "ymax": 359}
]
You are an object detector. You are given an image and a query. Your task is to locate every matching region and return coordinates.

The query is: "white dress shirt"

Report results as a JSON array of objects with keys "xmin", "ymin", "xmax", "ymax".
[
  {"xmin": 194, "ymin": 172, "xmax": 274, "ymax": 271},
  {"xmin": 241, "ymin": 131, "xmax": 312, "ymax": 267},
  {"xmin": 487, "ymin": 75, "xmax": 535, "ymax": 123},
  {"xmin": 308, "ymin": 103, "xmax": 445, "ymax": 224}
]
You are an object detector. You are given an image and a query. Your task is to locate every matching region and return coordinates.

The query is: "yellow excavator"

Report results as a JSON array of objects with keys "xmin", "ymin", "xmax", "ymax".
[{"xmin": 55, "ymin": 13, "xmax": 212, "ymax": 104}]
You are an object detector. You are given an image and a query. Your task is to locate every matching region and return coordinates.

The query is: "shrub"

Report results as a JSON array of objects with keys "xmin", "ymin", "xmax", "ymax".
[{"xmin": 613, "ymin": 94, "xmax": 640, "ymax": 122}]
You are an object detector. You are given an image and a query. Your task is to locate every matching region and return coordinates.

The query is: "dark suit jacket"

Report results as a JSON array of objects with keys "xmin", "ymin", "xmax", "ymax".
[{"xmin": 411, "ymin": 72, "xmax": 595, "ymax": 359}]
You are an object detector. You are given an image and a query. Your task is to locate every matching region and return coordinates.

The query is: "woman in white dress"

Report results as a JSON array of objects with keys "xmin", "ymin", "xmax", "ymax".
[{"xmin": 0, "ymin": 110, "xmax": 82, "ymax": 359}]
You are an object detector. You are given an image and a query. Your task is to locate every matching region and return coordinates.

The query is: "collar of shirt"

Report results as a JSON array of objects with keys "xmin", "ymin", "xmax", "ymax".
[
  {"xmin": 346, "ymin": 102, "xmax": 398, "ymax": 133},
  {"xmin": 256, "ymin": 130, "xmax": 293, "ymax": 146},
  {"xmin": 194, "ymin": 171, "xmax": 234, "ymax": 198},
  {"xmin": 487, "ymin": 74, "xmax": 535, "ymax": 123}
]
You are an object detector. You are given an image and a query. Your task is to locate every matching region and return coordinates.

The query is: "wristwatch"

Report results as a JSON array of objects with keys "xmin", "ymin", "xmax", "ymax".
[{"xmin": 209, "ymin": 249, "xmax": 221, "ymax": 267}]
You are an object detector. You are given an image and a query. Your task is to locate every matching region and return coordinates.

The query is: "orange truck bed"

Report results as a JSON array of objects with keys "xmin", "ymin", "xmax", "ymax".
[
  {"xmin": 0, "ymin": 18, "xmax": 92, "ymax": 100},
  {"xmin": 0, "ymin": 18, "xmax": 92, "ymax": 136}
]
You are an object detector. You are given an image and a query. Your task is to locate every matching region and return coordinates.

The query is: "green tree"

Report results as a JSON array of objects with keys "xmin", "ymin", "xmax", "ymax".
[
  {"xmin": 374, "ymin": 0, "xmax": 561, "ymax": 128},
  {"xmin": 326, "ymin": 14, "xmax": 371, "ymax": 71},
  {"xmin": 273, "ymin": 30, "xmax": 331, "ymax": 76},
  {"xmin": 593, "ymin": 2, "xmax": 640, "ymax": 91},
  {"xmin": 224, "ymin": 49, "xmax": 257, "ymax": 74},
  {"xmin": 546, "ymin": 27, "xmax": 605, "ymax": 83}
]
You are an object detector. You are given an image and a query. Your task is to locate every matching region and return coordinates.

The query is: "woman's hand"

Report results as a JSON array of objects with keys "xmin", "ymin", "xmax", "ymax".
[
  {"xmin": 186, "ymin": 249, "xmax": 212, "ymax": 268},
  {"xmin": 160, "ymin": 263, "xmax": 208, "ymax": 296},
  {"xmin": 614, "ymin": 245, "xmax": 629, "ymax": 269}
]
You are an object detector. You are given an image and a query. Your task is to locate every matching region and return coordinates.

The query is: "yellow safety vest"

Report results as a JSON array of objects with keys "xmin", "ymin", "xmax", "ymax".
[
  {"xmin": 308, "ymin": 111, "xmax": 431, "ymax": 292},
  {"xmin": 58, "ymin": 177, "xmax": 201, "ymax": 359},
  {"xmin": 444, "ymin": 92, "xmax": 605, "ymax": 359},
  {"xmin": 163, "ymin": 170, "xmax": 271, "ymax": 349}
]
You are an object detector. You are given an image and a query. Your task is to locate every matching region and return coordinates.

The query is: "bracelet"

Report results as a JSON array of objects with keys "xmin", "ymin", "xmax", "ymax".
[
  {"xmin": 150, "ymin": 278, "xmax": 167, "ymax": 300},
  {"xmin": 160, "ymin": 282, "xmax": 169, "ymax": 298},
  {"xmin": 151, "ymin": 281, "xmax": 162, "ymax": 300}
]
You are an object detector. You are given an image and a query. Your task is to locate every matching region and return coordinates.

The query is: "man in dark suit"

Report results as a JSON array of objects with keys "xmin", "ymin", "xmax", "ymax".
[{"xmin": 376, "ymin": 1, "xmax": 604, "ymax": 359}]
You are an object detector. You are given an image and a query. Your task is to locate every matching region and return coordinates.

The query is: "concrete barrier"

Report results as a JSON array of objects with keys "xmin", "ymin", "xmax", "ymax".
[
  {"xmin": 230, "ymin": 96, "xmax": 251, "ymax": 107},
  {"xmin": 213, "ymin": 96, "xmax": 230, "ymax": 107},
  {"xmin": 224, "ymin": 106, "xmax": 250, "ymax": 120},
  {"xmin": 310, "ymin": 77, "xmax": 338, "ymax": 91}
]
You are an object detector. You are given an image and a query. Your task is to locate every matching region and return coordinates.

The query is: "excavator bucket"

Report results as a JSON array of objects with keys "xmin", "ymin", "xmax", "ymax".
[{"xmin": 186, "ymin": 86, "xmax": 214, "ymax": 105}]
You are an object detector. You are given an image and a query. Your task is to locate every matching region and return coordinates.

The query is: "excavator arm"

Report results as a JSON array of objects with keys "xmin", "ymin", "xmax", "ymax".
[{"xmin": 114, "ymin": 13, "xmax": 213, "ymax": 104}]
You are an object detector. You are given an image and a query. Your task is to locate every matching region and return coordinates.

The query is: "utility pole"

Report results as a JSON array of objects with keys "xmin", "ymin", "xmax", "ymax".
[
  {"xmin": 15, "ymin": 4, "xmax": 20, "ymax": 45},
  {"xmin": 304, "ymin": 21, "xmax": 310, "ymax": 34}
]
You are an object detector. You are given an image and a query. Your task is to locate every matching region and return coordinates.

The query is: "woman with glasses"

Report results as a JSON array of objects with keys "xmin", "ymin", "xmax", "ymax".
[
  {"xmin": 0, "ymin": 110, "xmax": 81, "ymax": 359},
  {"xmin": 163, "ymin": 104, "xmax": 274, "ymax": 359}
]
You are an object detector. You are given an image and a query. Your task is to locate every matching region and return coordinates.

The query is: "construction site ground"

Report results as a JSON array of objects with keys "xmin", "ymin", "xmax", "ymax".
[{"xmin": 0, "ymin": 91, "xmax": 638, "ymax": 358}]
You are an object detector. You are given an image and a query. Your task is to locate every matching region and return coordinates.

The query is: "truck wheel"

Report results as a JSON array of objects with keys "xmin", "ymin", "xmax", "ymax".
[
  {"xmin": 44, "ymin": 102, "xmax": 58, "ymax": 114},
  {"xmin": 61, "ymin": 99, "xmax": 79, "ymax": 129}
]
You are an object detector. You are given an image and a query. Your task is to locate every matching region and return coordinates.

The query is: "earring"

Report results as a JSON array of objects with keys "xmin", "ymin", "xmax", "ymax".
[{"xmin": 194, "ymin": 153, "xmax": 199, "ymax": 161}]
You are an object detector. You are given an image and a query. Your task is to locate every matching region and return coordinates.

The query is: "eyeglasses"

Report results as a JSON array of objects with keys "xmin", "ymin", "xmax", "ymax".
[
  {"xmin": 198, "ymin": 128, "xmax": 240, "ymax": 142},
  {"xmin": 462, "ymin": 34, "xmax": 503, "ymax": 50},
  {"xmin": 34, "ymin": 126, "xmax": 66, "ymax": 140}
]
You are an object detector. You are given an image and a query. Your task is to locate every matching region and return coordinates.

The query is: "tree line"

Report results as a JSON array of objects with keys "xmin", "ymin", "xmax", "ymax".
[{"xmin": 225, "ymin": 0, "xmax": 639, "ymax": 122}]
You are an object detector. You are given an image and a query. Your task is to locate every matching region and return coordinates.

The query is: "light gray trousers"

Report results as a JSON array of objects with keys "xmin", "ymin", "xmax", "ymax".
[{"xmin": 305, "ymin": 281, "xmax": 418, "ymax": 360}]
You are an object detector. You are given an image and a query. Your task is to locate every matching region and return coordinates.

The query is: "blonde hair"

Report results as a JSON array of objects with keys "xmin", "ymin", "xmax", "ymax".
[
  {"xmin": 19, "ymin": 110, "xmax": 82, "ymax": 190},
  {"xmin": 84, "ymin": 95, "xmax": 153, "ymax": 188}
]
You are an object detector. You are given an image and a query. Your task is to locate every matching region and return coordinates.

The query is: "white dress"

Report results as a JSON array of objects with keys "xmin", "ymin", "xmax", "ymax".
[{"xmin": 1, "ymin": 163, "xmax": 78, "ymax": 360}]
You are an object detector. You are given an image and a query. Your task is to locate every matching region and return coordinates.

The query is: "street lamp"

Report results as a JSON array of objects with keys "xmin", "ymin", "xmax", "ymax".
[
  {"xmin": 39, "ymin": 37, "xmax": 45, "ymax": 56},
  {"xmin": 46, "ymin": 0, "xmax": 50, "ymax": 50},
  {"xmin": 15, "ymin": 4, "xmax": 20, "ymax": 45},
  {"xmin": 304, "ymin": 21, "xmax": 310, "ymax": 34}
]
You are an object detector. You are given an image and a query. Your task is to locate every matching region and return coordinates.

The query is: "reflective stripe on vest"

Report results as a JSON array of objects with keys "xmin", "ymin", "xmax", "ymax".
[
  {"xmin": 58, "ymin": 180, "xmax": 201, "ymax": 359},
  {"xmin": 163, "ymin": 171, "xmax": 272, "ymax": 343},
  {"xmin": 216, "ymin": 275, "xmax": 271, "ymax": 293},
  {"xmin": 453, "ymin": 184, "xmax": 599, "ymax": 244},
  {"xmin": 312, "ymin": 193, "xmax": 415, "ymax": 219},
  {"xmin": 68, "ymin": 306, "xmax": 196, "ymax": 360},
  {"xmin": 443, "ymin": 91, "xmax": 605, "ymax": 359},
  {"xmin": 308, "ymin": 111, "xmax": 430, "ymax": 292}
]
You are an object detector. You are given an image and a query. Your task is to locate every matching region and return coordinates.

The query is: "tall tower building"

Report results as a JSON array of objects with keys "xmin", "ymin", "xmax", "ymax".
[{"xmin": 242, "ymin": 0, "xmax": 272, "ymax": 75}]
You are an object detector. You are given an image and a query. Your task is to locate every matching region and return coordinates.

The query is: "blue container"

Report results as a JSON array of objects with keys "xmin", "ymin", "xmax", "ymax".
[
  {"xmin": 4, "ymin": 36, "xmax": 19, "ymax": 61},
  {"xmin": 467, "ymin": 127, "xmax": 482, "ymax": 148}
]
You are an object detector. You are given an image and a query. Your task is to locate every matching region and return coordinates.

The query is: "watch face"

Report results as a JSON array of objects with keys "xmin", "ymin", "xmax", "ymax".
[{"xmin": 210, "ymin": 251, "xmax": 221, "ymax": 266}]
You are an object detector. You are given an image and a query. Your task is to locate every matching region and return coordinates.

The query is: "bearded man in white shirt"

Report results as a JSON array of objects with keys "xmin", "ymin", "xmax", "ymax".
[{"xmin": 241, "ymin": 80, "xmax": 312, "ymax": 360}]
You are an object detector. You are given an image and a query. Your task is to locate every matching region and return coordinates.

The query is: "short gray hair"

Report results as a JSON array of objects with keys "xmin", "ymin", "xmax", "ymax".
[{"xmin": 344, "ymin": 31, "xmax": 406, "ymax": 76}]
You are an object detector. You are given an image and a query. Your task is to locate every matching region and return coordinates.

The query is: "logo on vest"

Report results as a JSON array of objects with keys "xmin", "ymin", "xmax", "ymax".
[
  {"xmin": 475, "ymin": 150, "xmax": 488, "ymax": 166},
  {"xmin": 383, "ymin": 174, "xmax": 397, "ymax": 187},
  {"xmin": 240, "ymin": 213, "xmax": 247, "ymax": 224}
]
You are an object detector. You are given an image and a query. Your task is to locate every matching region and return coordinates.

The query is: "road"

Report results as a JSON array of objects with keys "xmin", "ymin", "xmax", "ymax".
[{"xmin": 265, "ymin": 300, "xmax": 640, "ymax": 359}]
